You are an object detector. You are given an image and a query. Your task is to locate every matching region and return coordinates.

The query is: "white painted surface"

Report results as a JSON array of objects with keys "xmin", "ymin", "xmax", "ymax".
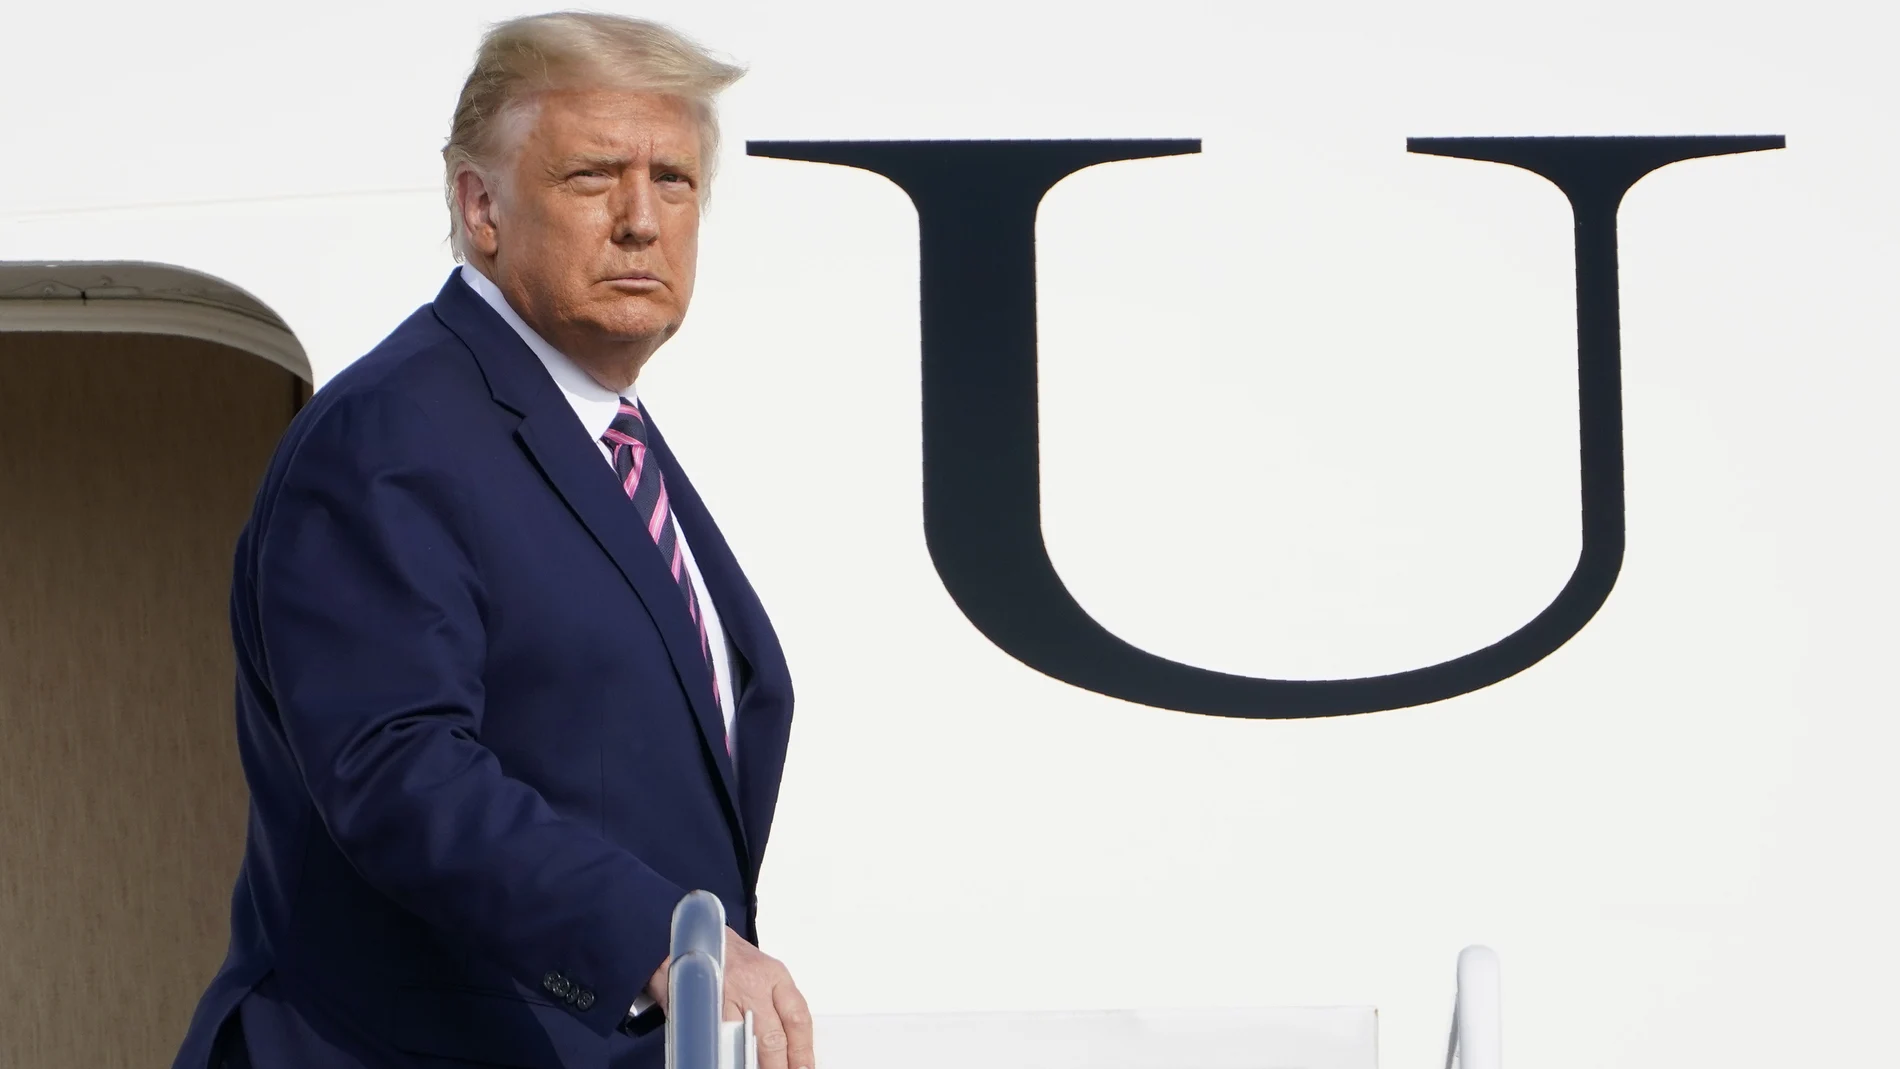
[
  {"xmin": 3, "ymin": 3, "xmax": 1895, "ymax": 1068},
  {"xmin": 812, "ymin": 1007, "xmax": 1377, "ymax": 1069}
]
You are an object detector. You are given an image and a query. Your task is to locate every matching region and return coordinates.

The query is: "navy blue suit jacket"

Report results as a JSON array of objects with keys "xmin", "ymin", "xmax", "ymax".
[{"xmin": 172, "ymin": 271, "xmax": 794, "ymax": 1069}]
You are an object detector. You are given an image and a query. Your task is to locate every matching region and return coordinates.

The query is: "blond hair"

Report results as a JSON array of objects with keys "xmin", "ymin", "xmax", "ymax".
[{"xmin": 442, "ymin": 11, "xmax": 746, "ymax": 260}]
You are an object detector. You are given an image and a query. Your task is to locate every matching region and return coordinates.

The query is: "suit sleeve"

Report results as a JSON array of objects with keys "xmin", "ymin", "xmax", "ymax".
[{"xmin": 250, "ymin": 387, "xmax": 677, "ymax": 1036}]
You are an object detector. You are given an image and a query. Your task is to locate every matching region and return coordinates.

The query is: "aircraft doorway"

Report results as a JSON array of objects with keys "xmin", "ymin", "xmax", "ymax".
[{"xmin": 0, "ymin": 307, "xmax": 307, "ymax": 1066}]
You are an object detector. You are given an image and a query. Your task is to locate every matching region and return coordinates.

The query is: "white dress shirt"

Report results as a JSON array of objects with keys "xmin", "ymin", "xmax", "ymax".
[{"xmin": 460, "ymin": 264, "xmax": 733, "ymax": 1021}]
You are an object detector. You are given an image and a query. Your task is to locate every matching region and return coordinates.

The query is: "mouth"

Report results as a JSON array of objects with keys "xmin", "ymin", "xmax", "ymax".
[{"xmin": 604, "ymin": 273, "xmax": 664, "ymax": 294}]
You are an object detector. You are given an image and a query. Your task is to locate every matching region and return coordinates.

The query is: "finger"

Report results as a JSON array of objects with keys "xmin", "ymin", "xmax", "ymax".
[
  {"xmin": 751, "ymin": 1001, "xmax": 791, "ymax": 1069},
  {"xmin": 724, "ymin": 995, "xmax": 744, "ymax": 1024},
  {"xmin": 773, "ymin": 981, "xmax": 815, "ymax": 1069},
  {"xmin": 648, "ymin": 959, "xmax": 672, "ymax": 1015}
]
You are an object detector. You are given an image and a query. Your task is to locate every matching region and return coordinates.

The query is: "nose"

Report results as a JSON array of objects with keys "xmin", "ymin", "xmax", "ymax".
[{"xmin": 611, "ymin": 174, "xmax": 661, "ymax": 247}]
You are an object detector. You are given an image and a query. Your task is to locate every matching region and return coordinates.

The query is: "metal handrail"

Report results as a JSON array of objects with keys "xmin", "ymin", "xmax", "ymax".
[
  {"xmin": 670, "ymin": 888, "xmax": 1494, "ymax": 1069},
  {"xmin": 1445, "ymin": 945, "xmax": 1501, "ymax": 1069},
  {"xmin": 665, "ymin": 890, "xmax": 756, "ymax": 1069}
]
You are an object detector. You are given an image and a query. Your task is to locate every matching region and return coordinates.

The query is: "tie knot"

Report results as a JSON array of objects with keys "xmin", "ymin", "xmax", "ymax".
[{"xmin": 603, "ymin": 396, "xmax": 648, "ymax": 450}]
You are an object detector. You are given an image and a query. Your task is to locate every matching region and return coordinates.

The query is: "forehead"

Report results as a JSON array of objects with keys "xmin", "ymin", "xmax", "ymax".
[{"xmin": 521, "ymin": 88, "xmax": 701, "ymax": 158}]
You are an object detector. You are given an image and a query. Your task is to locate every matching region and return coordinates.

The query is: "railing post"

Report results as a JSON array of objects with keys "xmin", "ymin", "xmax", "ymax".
[
  {"xmin": 666, "ymin": 891, "xmax": 728, "ymax": 1069},
  {"xmin": 665, "ymin": 890, "xmax": 755, "ymax": 1069},
  {"xmin": 1446, "ymin": 945, "xmax": 1501, "ymax": 1069}
]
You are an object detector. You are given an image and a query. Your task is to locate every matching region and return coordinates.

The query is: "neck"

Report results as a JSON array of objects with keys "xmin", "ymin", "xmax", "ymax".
[{"xmin": 567, "ymin": 348, "xmax": 646, "ymax": 396}]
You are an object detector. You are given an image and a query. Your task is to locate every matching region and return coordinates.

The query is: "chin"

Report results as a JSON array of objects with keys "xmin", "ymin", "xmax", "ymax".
[{"xmin": 593, "ymin": 308, "xmax": 680, "ymax": 344}]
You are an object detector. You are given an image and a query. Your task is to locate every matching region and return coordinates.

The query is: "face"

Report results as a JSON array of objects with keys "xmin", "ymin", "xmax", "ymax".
[{"xmin": 459, "ymin": 88, "xmax": 703, "ymax": 387}]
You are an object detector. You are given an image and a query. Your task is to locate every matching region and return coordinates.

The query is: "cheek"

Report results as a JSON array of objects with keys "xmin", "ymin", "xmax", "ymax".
[
  {"xmin": 530, "ymin": 200, "xmax": 603, "ymax": 257},
  {"xmin": 566, "ymin": 209, "xmax": 613, "ymax": 260},
  {"xmin": 513, "ymin": 204, "xmax": 571, "ymax": 265},
  {"xmin": 671, "ymin": 225, "xmax": 699, "ymax": 291}
]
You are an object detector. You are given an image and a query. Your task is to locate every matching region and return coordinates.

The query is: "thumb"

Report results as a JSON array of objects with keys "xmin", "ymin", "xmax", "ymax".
[{"xmin": 646, "ymin": 960, "xmax": 672, "ymax": 1013}]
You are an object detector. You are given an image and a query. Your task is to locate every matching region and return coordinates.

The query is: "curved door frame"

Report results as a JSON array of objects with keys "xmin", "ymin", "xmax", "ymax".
[{"xmin": 0, "ymin": 260, "xmax": 311, "ymax": 384}]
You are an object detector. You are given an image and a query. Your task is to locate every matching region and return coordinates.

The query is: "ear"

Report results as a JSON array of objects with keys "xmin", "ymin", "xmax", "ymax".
[{"xmin": 454, "ymin": 166, "xmax": 503, "ymax": 260}]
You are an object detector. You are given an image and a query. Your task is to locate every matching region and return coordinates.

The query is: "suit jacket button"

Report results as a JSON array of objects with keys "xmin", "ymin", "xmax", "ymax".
[
  {"xmin": 543, "ymin": 972, "xmax": 562, "ymax": 994},
  {"xmin": 575, "ymin": 990, "xmax": 595, "ymax": 1011}
]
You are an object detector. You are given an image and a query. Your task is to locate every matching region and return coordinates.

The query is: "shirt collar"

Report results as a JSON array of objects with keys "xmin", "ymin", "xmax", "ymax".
[{"xmin": 459, "ymin": 263, "xmax": 633, "ymax": 443}]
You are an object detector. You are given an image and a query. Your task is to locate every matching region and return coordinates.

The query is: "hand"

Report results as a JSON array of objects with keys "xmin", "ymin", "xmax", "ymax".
[{"xmin": 645, "ymin": 927, "xmax": 815, "ymax": 1069}]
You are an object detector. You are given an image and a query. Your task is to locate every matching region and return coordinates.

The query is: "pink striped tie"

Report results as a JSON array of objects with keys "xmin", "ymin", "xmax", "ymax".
[{"xmin": 601, "ymin": 399, "xmax": 725, "ymax": 752}]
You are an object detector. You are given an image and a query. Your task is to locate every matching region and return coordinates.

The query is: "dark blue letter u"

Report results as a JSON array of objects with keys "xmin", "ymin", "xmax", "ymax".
[{"xmin": 750, "ymin": 134, "xmax": 1782, "ymax": 718}]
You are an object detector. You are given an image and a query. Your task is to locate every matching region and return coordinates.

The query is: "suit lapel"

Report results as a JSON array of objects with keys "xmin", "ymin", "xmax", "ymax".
[
  {"xmin": 430, "ymin": 273, "xmax": 745, "ymax": 846},
  {"xmin": 643, "ymin": 409, "xmax": 794, "ymax": 873}
]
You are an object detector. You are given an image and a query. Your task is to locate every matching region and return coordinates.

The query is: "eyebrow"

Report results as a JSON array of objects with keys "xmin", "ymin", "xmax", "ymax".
[
  {"xmin": 553, "ymin": 152, "xmax": 700, "ymax": 175},
  {"xmin": 556, "ymin": 153, "xmax": 631, "ymax": 173}
]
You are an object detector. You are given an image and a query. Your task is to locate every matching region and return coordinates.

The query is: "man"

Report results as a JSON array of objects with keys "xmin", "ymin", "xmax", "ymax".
[{"xmin": 172, "ymin": 13, "xmax": 811, "ymax": 1069}]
